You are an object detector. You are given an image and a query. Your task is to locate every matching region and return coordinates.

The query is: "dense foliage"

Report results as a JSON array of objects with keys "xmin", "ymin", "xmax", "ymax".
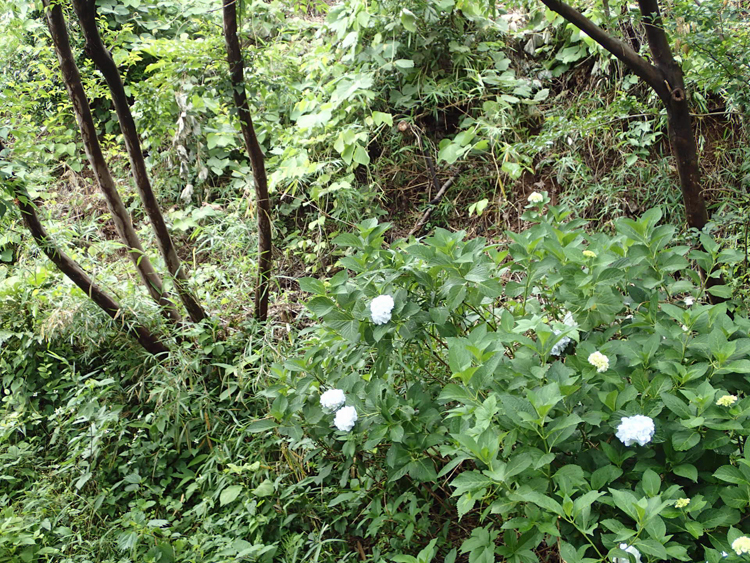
[{"xmin": 1, "ymin": 0, "xmax": 750, "ymax": 561}]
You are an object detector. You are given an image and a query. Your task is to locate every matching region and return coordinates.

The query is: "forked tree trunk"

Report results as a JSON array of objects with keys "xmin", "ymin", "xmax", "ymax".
[
  {"xmin": 43, "ymin": 0, "xmax": 182, "ymax": 324},
  {"xmin": 221, "ymin": 0, "xmax": 273, "ymax": 321},
  {"xmin": 537, "ymin": 0, "xmax": 709, "ymax": 230},
  {"xmin": 15, "ymin": 191, "xmax": 168, "ymax": 356},
  {"xmin": 70, "ymin": 0, "xmax": 207, "ymax": 324}
]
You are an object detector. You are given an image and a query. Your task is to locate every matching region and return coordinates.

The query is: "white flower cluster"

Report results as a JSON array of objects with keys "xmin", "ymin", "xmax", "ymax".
[
  {"xmin": 527, "ymin": 191, "xmax": 544, "ymax": 204},
  {"xmin": 320, "ymin": 389, "xmax": 346, "ymax": 411},
  {"xmin": 320, "ymin": 389, "xmax": 357, "ymax": 432},
  {"xmin": 370, "ymin": 295, "xmax": 395, "ymax": 325},
  {"xmin": 588, "ymin": 351, "xmax": 609, "ymax": 372},
  {"xmin": 612, "ymin": 544, "xmax": 641, "ymax": 563},
  {"xmin": 616, "ymin": 415, "xmax": 655, "ymax": 446},
  {"xmin": 550, "ymin": 311, "xmax": 577, "ymax": 357},
  {"xmin": 334, "ymin": 406, "xmax": 358, "ymax": 432}
]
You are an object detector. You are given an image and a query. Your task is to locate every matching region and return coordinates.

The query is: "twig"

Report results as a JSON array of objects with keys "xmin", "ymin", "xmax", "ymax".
[
  {"xmin": 409, "ymin": 124, "xmax": 440, "ymax": 201},
  {"xmin": 409, "ymin": 168, "xmax": 464, "ymax": 237}
]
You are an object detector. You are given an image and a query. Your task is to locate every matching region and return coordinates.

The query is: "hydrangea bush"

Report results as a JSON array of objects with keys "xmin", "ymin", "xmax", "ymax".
[{"xmin": 264, "ymin": 195, "xmax": 750, "ymax": 562}]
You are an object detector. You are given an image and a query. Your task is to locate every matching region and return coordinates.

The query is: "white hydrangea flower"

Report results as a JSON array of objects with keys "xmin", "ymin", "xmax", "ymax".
[
  {"xmin": 550, "ymin": 312, "xmax": 577, "ymax": 357},
  {"xmin": 685, "ymin": 296, "xmax": 695, "ymax": 306},
  {"xmin": 588, "ymin": 351, "xmax": 609, "ymax": 372},
  {"xmin": 370, "ymin": 295, "xmax": 395, "ymax": 325},
  {"xmin": 733, "ymin": 536, "xmax": 750, "ymax": 556},
  {"xmin": 527, "ymin": 191, "xmax": 544, "ymax": 204},
  {"xmin": 550, "ymin": 334, "xmax": 570, "ymax": 357},
  {"xmin": 320, "ymin": 389, "xmax": 346, "ymax": 411},
  {"xmin": 333, "ymin": 405, "xmax": 358, "ymax": 432},
  {"xmin": 612, "ymin": 544, "xmax": 641, "ymax": 563},
  {"xmin": 616, "ymin": 415, "xmax": 655, "ymax": 446}
]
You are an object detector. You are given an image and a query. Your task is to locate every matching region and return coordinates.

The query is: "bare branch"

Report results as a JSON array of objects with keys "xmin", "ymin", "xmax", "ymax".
[{"xmin": 537, "ymin": 0, "xmax": 669, "ymax": 99}]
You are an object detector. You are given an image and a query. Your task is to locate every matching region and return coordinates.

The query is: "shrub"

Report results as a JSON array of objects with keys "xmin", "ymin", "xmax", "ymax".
[{"xmin": 268, "ymin": 195, "xmax": 750, "ymax": 562}]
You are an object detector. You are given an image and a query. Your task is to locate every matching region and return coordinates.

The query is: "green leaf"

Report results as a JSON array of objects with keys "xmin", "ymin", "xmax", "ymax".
[
  {"xmin": 252, "ymin": 479, "xmax": 274, "ymax": 497},
  {"xmin": 514, "ymin": 489, "xmax": 564, "ymax": 516},
  {"xmin": 353, "ymin": 144, "xmax": 370, "ymax": 166},
  {"xmin": 673, "ymin": 464, "xmax": 698, "ymax": 483},
  {"xmin": 572, "ymin": 490, "xmax": 605, "ymax": 517},
  {"xmin": 706, "ymin": 284, "xmax": 732, "ymax": 298},
  {"xmin": 714, "ymin": 465, "xmax": 749, "ymax": 485},
  {"xmin": 641, "ymin": 469, "xmax": 661, "ymax": 497},
  {"xmin": 245, "ymin": 419, "xmax": 277, "ymax": 433},
  {"xmin": 220, "ymin": 485, "xmax": 243, "ymax": 506},
  {"xmin": 306, "ymin": 296, "xmax": 336, "ymax": 317},
  {"xmin": 372, "ymin": 111, "xmax": 393, "ymax": 127},
  {"xmin": 451, "ymin": 471, "xmax": 494, "ymax": 496},
  {"xmin": 400, "ymin": 8, "xmax": 417, "ymax": 32},
  {"xmin": 298, "ymin": 277, "xmax": 326, "ymax": 294},
  {"xmin": 660, "ymin": 392, "xmax": 692, "ymax": 418},
  {"xmin": 672, "ymin": 429, "xmax": 700, "ymax": 451},
  {"xmin": 608, "ymin": 488, "xmax": 639, "ymax": 521}
]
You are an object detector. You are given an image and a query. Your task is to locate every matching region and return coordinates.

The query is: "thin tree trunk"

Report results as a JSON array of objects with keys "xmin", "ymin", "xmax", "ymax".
[
  {"xmin": 537, "ymin": 0, "xmax": 710, "ymax": 231},
  {"xmin": 15, "ymin": 192, "xmax": 169, "ymax": 356},
  {"xmin": 70, "ymin": 0, "xmax": 207, "ymax": 324},
  {"xmin": 43, "ymin": 0, "xmax": 182, "ymax": 324},
  {"xmin": 637, "ymin": 0, "xmax": 708, "ymax": 229},
  {"xmin": 221, "ymin": 0, "xmax": 272, "ymax": 322}
]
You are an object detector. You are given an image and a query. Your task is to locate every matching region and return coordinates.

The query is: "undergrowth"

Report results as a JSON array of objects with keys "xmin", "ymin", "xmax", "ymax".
[{"xmin": 1, "ymin": 0, "xmax": 750, "ymax": 561}]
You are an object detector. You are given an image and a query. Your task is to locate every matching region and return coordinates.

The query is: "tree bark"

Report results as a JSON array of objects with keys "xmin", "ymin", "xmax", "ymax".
[
  {"xmin": 537, "ymin": 0, "xmax": 709, "ymax": 230},
  {"xmin": 636, "ymin": 0, "xmax": 708, "ymax": 229},
  {"xmin": 70, "ymin": 0, "xmax": 207, "ymax": 324},
  {"xmin": 43, "ymin": 0, "xmax": 182, "ymax": 324},
  {"xmin": 15, "ymin": 192, "xmax": 169, "ymax": 356},
  {"xmin": 221, "ymin": 0, "xmax": 273, "ymax": 322}
]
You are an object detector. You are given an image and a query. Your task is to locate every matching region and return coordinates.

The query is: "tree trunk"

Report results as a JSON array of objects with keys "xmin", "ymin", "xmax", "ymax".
[
  {"xmin": 221, "ymin": 0, "xmax": 273, "ymax": 322},
  {"xmin": 637, "ymin": 0, "xmax": 709, "ymax": 229},
  {"xmin": 43, "ymin": 0, "xmax": 182, "ymax": 324},
  {"xmin": 537, "ymin": 0, "xmax": 710, "ymax": 231},
  {"xmin": 15, "ymin": 192, "xmax": 169, "ymax": 356},
  {"xmin": 70, "ymin": 0, "xmax": 207, "ymax": 324}
]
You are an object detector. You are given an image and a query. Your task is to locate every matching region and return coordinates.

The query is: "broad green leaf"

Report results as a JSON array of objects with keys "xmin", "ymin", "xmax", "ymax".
[
  {"xmin": 400, "ymin": 9, "xmax": 417, "ymax": 32},
  {"xmin": 220, "ymin": 485, "xmax": 243, "ymax": 506}
]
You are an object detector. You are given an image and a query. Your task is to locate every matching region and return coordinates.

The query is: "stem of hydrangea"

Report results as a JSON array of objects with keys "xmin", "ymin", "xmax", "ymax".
[{"xmin": 560, "ymin": 516, "xmax": 605, "ymax": 559}]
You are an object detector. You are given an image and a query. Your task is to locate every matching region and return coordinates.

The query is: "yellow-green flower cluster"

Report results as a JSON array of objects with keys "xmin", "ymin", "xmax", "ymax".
[
  {"xmin": 674, "ymin": 498, "xmax": 690, "ymax": 508},
  {"xmin": 716, "ymin": 394, "xmax": 738, "ymax": 407},
  {"xmin": 583, "ymin": 250, "xmax": 596, "ymax": 258},
  {"xmin": 732, "ymin": 536, "xmax": 750, "ymax": 556}
]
